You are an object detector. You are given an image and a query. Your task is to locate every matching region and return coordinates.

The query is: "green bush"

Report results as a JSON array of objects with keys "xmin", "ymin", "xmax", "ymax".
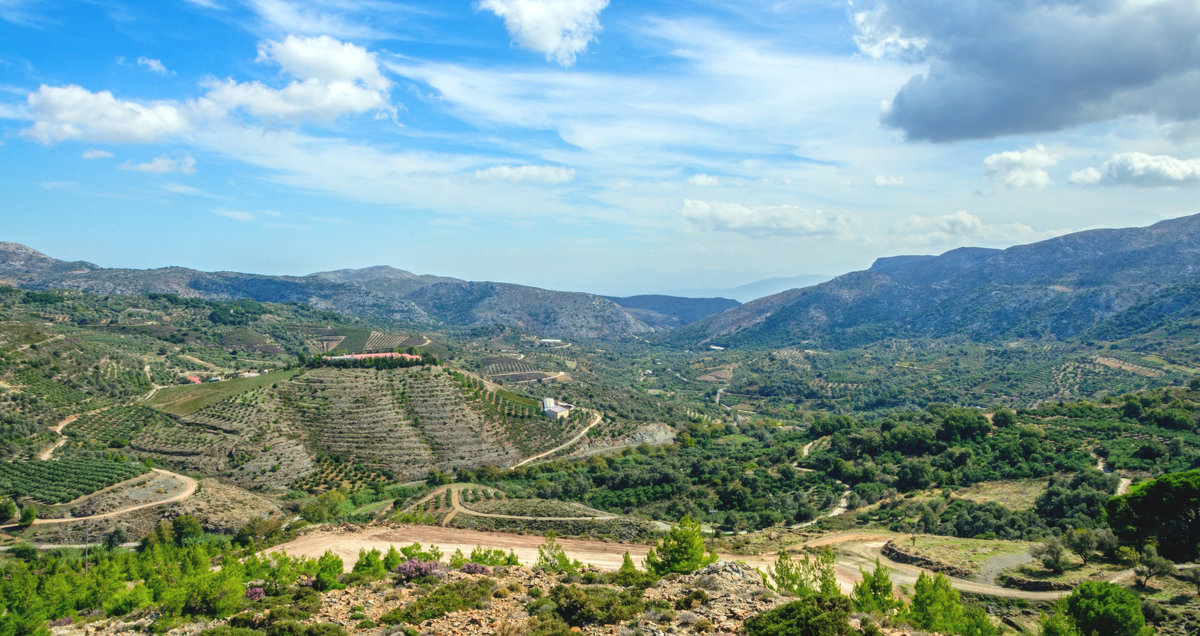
[
  {"xmin": 378, "ymin": 578, "xmax": 495, "ymax": 625},
  {"xmin": 644, "ymin": 515, "xmax": 716, "ymax": 575},
  {"xmin": 744, "ymin": 593, "xmax": 855, "ymax": 636},
  {"xmin": 546, "ymin": 584, "xmax": 644, "ymax": 627}
]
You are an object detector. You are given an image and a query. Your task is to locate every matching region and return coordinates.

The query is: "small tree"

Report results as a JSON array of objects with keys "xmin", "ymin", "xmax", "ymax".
[
  {"xmin": 0, "ymin": 498, "xmax": 16, "ymax": 522},
  {"xmin": 644, "ymin": 515, "xmax": 717, "ymax": 576},
  {"xmin": 1063, "ymin": 528, "xmax": 1097, "ymax": 565},
  {"xmin": 1032, "ymin": 538, "xmax": 1068, "ymax": 573},
  {"xmin": 383, "ymin": 545, "xmax": 403, "ymax": 571},
  {"xmin": 1134, "ymin": 545, "xmax": 1174, "ymax": 588},
  {"xmin": 907, "ymin": 572, "xmax": 964, "ymax": 634},
  {"xmin": 770, "ymin": 549, "xmax": 837, "ymax": 598},
  {"xmin": 18, "ymin": 506, "xmax": 36, "ymax": 527},
  {"xmin": 313, "ymin": 551, "xmax": 345, "ymax": 591},
  {"xmin": 1065, "ymin": 581, "xmax": 1146, "ymax": 636},
  {"xmin": 535, "ymin": 532, "xmax": 580, "ymax": 574},
  {"xmin": 852, "ymin": 559, "xmax": 900, "ymax": 615}
]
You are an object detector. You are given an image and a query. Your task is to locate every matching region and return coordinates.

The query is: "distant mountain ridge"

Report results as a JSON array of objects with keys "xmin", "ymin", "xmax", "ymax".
[
  {"xmin": 604, "ymin": 295, "xmax": 741, "ymax": 330},
  {"xmin": 673, "ymin": 213, "xmax": 1200, "ymax": 349},
  {"xmin": 0, "ymin": 244, "xmax": 730, "ymax": 339}
]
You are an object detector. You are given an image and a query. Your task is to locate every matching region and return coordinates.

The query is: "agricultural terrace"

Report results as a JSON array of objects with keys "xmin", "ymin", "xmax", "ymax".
[
  {"xmin": 146, "ymin": 369, "xmax": 299, "ymax": 416},
  {"xmin": 0, "ymin": 458, "xmax": 149, "ymax": 504},
  {"xmin": 63, "ymin": 405, "xmax": 176, "ymax": 448}
]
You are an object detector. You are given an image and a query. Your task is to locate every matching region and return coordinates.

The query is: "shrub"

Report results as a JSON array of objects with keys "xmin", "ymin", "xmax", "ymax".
[
  {"xmin": 461, "ymin": 562, "xmax": 490, "ymax": 575},
  {"xmin": 547, "ymin": 584, "xmax": 644, "ymax": 627},
  {"xmin": 1065, "ymin": 581, "xmax": 1147, "ymax": 636},
  {"xmin": 393, "ymin": 558, "xmax": 442, "ymax": 582},
  {"xmin": 534, "ymin": 533, "xmax": 581, "ymax": 574},
  {"xmin": 744, "ymin": 593, "xmax": 854, "ymax": 636},
  {"xmin": 378, "ymin": 578, "xmax": 495, "ymax": 625}
]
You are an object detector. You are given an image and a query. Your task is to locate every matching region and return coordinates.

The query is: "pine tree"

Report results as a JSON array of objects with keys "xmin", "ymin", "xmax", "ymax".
[{"xmin": 644, "ymin": 515, "xmax": 717, "ymax": 575}]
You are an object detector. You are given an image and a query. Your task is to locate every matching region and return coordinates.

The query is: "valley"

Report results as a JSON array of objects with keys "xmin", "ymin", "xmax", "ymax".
[{"xmin": 0, "ymin": 219, "xmax": 1198, "ymax": 635}]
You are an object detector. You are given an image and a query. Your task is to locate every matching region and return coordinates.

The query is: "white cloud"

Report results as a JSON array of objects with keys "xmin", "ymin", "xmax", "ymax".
[
  {"xmin": 983, "ymin": 144, "xmax": 1058, "ymax": 189},
  {"xmin": 259, "ymin": 35, "xmax": 389, "ymax": 91},
  {"xmin": 183, "ymin": 0, "xmax": 222, "ymax": 8},
  {"xmin": 681, "ymin": 199, "xmax": 857, "ymax": 238},
  {"xmin": 120, "ymin": 153, "xmax": 197, "ymax": 174},
  {"xmin": 82, "ymin": 149, "xmax": 114, "ymax": 159},
  {"xmin": 40, "ymin": 181, "xmax": 76, "ymax": 190},
  {"xmin": 1070, "ymin": 152, "xmax": 1200, "ymax": 187},
  {"xmin": 890, "ymin": 211, "xmax": 1052, "ymax": 247},
  {"xmin": 688, "ymin": 174, "xmax": 720, "ymax": 187},
  {"xmin": 214, "ymin": 209, "xmax": 254, "ymax": 222},
  {"xmin": 249, "ymin": 0, "xmax": 382, "ymax": 40},
  {"xmin": 23, "ymin": 85, "xmax": 192, "ymax": 144},
  {"xmin": 874, "ymin": 175, "xmax": 904, "ymax": 187},
  {"xmin": 478, "ymin": 0, "xmax": 609, "ymax": 66},
  {"xmin": 137, "ymin": 57, "xmax": 170, "ymax": 75},
  {"xmin": 205, "ymin": 35, "xmax": 391, "ymax": 121},
  {"xmin": 475, "ymin": 164, "xmax": 575, "ymax": 183}
]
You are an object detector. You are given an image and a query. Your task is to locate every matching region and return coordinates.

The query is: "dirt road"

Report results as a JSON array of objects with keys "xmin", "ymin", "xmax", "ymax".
[
  {"xmin": 0, "ymin": 469, "xmax": 197, "ymax": 529},
  {"xmin": 510, "ymin": 410, "xmax": 602, "ymax": 469},
  {"xmin": 266, "ymin": 524, "xmax": 776, "ymax": 573},
  {"xmin": 37, "ymin": 414, "xmax": 76, "ymax": 460},
  {"xmin": 266, "ymin": 527, "xmax": 1097, "ymax": 600}
]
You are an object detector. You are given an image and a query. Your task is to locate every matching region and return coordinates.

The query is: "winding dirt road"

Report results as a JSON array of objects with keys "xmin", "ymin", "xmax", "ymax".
[
  {"xmin": 510, "ymin": 410, "xmax": 602, "ymax": 469},
  {"xmin": 17, "ymin": 408, "xmax": 200, "ymax": 529},
  {"xmin": 0, "ymin": 469, "xmax": 197, "ymax": 529}
]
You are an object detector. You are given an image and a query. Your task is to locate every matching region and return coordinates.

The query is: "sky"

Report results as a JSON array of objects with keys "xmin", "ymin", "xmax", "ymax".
[{"xmin": 2, "ymin": 0, "xmax": 1199, "ymax": 296}]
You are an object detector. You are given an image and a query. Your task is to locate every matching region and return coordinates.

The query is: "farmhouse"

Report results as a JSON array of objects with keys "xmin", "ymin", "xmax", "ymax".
[{"xmin": 541, "ymin": 397, "xmax": 574, "ymax": 420}]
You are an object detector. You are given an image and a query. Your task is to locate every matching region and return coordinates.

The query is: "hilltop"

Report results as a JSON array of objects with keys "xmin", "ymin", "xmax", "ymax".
[
  {"xmin": 0, "ymin": 245, "xmax": 731, "ymax": 340},
  {"xmin": 674, "ymin": 213, "xmax": 1200, "ymax": 349}
]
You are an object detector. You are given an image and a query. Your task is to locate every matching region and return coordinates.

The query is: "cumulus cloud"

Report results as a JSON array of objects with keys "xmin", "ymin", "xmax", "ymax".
[
  {"xmin": 890, "ymin": 210, "xmax": 1048, "ymax": 246},
  {"xmin": 479, "ymin": 0, "xmax": 609, "ymax": 66},
  {"xmin": 24, "ymin": 85, "xmax": 191, "ymax": 144},
  {"xmin": 1070, "ymin": 152, "xmax": 1200, "ymax": 187},
  {"xmin": 855, "ymin": 0, "xmax": 1200, "ymax": 141},
  {"xmin": 137, "ymin": 57, "xmax": 170, "ymax": 75},
  {"xmin": 120, "ymin": 154, "xmax": 197, "ymax": 174},
  {"xmin": 23, "ymin": 36, "xmax": 392, "ymax": 145},
  {"xmin": 983, "ymin": 144, "xmax": 1058, "ymax": 189},
  {"xmin": 688, "ymin": 174, "xmax": 720, "ymax": 187},
  {"xmin": 681, "ymin": 199, "xmax": 857, "ymax": 239},
  {"xmin": 475, "ymin": 164, "xmax": 575, "ymax": 183},
  {"xmin": 204, "ymin": 35, "xmax": 391, "ymax": 120},
  {"xmin": 874, "ymin": 175, "xmax": 904, "ymax": 187},
  {"xmin": 82, "ymin": 149, "xmax": 114, "ymax": 159}
]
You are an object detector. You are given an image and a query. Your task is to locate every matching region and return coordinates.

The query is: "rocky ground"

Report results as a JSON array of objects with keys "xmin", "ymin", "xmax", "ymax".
[{"xmin": 66, "ymin": 561, "xmax": 944, "ymax": 636}]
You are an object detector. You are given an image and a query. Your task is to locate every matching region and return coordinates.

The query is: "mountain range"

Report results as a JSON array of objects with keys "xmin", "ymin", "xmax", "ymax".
[
  {"xmin": 0, "ymin": 243, "xmax": 738, "ymax": 339},
  {"xmin": 5, "ymin": 212, "xmax": 1197, "ymax": 347},
  {"xmin": 674, "ymin": 213, "xmax": 1200, "ymax": 349}
]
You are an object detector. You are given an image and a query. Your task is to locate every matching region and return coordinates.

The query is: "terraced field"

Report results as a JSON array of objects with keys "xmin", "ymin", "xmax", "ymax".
[{"xmin": 135, "ymin": 366, "xmax": 583, "ymax": 488}]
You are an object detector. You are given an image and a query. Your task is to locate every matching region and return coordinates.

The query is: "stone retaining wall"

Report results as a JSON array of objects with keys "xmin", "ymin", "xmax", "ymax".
[{"xmin": 881, "ymin": 540, "xmax": 974, "ymax": 578}]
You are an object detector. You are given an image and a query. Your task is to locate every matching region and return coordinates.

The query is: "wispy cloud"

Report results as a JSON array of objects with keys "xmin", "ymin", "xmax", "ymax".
[
  {"xmin": 475, "ymin": 164, "xmax": 575, "ymax": 183},
  {"xmin": 137, "ymin": 57, "xmax": 171, "ymax": 75},
  {"xmin": 120, "ymin": 153, "xmax": 196, "ymax": 174},
  {"xmin": 213, "ymin": 209, "xmax": 253, "ymax": 222},
  {"xmin": 82, "ymin": 149, "xmax": 113, "ymax": 159}
]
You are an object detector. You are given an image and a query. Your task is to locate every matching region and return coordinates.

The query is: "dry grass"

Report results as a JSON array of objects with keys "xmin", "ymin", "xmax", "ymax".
[
  {"xmin": 147, "ymin": 369, "xmax": 298, "ymax": 416},
  {"xmin": 953, "ymin": 479, "xmax": 1048, "ymax": 510}
]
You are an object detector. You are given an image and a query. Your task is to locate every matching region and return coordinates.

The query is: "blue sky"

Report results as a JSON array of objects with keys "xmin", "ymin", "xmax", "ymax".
[{"xmin": 2, "ymin": 0, "xmax": 1199, "ymax": 296}]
